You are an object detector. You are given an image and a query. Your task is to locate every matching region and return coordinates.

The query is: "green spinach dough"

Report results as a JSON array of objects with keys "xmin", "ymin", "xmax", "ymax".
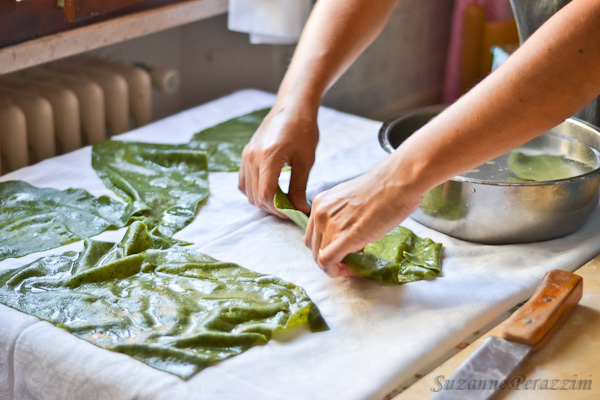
[
  {"xmin": 508, "ymin": 151, "xmax": 594, "ymax": 181},
  {"xmin": 0, "ymin": 181, "xmax": 135, "ymax": 261},
  {"xmin": 92, "ymin": 141, "xmax": 210, "ymax": 238},
  {"xmin": 188, "ymin": 108, "xmax": 270, "ymax": 172},
  {"xmin": 274, "ymin": 188, "xmax": 442, "ymax": 284},
  {"xmin": 0, "ymin": 221, "xmax": 328, "ymax": 379}
]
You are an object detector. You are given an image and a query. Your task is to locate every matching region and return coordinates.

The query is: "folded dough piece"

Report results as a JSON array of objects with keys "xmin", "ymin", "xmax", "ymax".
[
  {"xmin": 274, "ymin": 188, "xmax": 443, "ymax": 284},
  {"xmin": 0, "ymin": 221, "xmax": 328, "ymax": 379}
]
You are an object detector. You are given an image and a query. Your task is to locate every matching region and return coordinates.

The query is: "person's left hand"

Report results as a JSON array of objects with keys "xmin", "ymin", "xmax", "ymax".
[{"xmin": 305, "ymin": 160, "xmax": 424, "ymax": 277}]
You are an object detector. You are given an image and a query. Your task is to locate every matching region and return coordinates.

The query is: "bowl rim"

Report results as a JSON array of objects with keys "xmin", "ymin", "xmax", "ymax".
[{"xmin": 378, "ymin": 106, "xmax": 600, "ymax": 187}]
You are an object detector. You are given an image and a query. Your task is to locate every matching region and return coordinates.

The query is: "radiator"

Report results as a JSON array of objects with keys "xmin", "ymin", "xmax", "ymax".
[{"xmin": 0, "ymin": 58, "xmax": 154, "ymax": 175}]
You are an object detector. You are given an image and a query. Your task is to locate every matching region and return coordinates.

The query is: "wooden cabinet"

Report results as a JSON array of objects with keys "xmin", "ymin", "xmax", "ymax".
[
  {"xmin": 0, "ymin": 0, "xmax": 182, "ymax": 48},
  {"xmin": 63, "ymin": 0, "xmax": 148, "ymax": 22},
  {"xmin": 0, "ymin": 0, "xmax": 228, "ymax": 75},
  {"xmin": 0, "ymin": 0, "xmax": 16, "ymax": 14}
]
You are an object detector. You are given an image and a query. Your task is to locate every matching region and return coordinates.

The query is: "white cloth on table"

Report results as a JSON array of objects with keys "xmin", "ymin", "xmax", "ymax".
[
  {"xmin": 228, "ymin": 0, "xmax": 312, "ymax": 44},
  {"xmin": 1, "ymin": 89, "xmax": 600, "ymax": 400}
]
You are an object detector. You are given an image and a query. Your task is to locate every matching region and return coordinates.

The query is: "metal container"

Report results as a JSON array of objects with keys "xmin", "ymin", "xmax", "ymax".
[{"xmin": 379, "ymin": 105, "xmax": 600, "ymax": 244}]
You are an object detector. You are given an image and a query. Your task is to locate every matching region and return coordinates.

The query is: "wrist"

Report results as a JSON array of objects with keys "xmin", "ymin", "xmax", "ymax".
[
  {"xmin": 377, "ymin": 146, "xmax": 439, "ymax": 204},
  {"xmin": 273, "ymin": 87, "xmax": 321, "ymax": 117}
]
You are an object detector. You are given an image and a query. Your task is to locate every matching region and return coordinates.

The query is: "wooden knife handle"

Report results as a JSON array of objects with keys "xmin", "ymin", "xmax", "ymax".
[{"xmin": 501, "ymin": 269, "xmax": 582, "ymax": 351}]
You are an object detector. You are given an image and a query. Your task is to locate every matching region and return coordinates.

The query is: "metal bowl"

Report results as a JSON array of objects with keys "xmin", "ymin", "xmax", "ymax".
[{"xmin": 379, "ymin": 105, "xmax": 600, "ymax": 244}]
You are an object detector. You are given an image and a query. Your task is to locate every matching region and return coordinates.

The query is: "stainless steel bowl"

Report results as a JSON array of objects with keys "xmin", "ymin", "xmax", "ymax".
[{"xmin": 379, "ymin": 105, "xmax": 600, "ymax": 244}]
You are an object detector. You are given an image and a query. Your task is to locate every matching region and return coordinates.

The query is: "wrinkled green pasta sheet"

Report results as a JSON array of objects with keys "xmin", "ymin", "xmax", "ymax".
[
  {"xmin": 92, "ymin": 141, "xmax": 210, "ymax": 238},
  {"xmin": 0, "ymin": 110, "xmax": 328, "ymax": 379},
  {"xmin": 0, "ymin": 110, "xmax": 267, "ymax": 261},
  {"xmin": 274, "ymin": 188, "xmax": 443, "ymax": 284},
  {"xmin": 91, "ymin": 109, "xmax": 269, "ymax": 236},
  {"xmin": 508, "ymin": 152, "xmax": 594, "ymax": 181},
  {"xmin": 0, "ymin": 181, "xmax": 135, "ymax": 261},
  {"xmin": 188, "ymin": 108, "xmax": 270, "ymax": 172},
  {"xmin": 0, "ymin": 221, "xmax": 328, "ymax": 379}
]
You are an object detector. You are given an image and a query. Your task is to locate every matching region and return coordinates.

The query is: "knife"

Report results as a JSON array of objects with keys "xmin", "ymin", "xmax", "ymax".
[{"xmin": 431, "ymin": 269, "xmax": 583, "ymax": 400}]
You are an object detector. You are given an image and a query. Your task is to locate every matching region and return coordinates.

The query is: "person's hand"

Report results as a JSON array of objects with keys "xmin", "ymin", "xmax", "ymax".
[
  {"xmin": 305, "ymin": 160, "xmax": 424, "ymax": 277},
  {"xmin": 239, "ymin": 104, "xmax": 319, "ymax": 217}
]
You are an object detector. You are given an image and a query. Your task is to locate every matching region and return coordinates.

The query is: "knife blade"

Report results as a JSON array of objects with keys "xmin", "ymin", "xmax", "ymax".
[{"xmin": 431, "ymin": 269, "xmax": 583, "ymax": 400}]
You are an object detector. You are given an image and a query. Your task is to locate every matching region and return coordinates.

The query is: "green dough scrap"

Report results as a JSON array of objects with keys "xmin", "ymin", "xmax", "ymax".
[
  {"xmin": 508, "ymin": 151, "xmax": 594, "ymax": 181},
  {"xmin": 346, "ymin": 226, "xmax": 442, "ymax": 284},
  {"xmin": 189, "ymin": 108, "xmax": 270, "ymax": 172},
  {"xmin": 274, "ymin": 187, "xmax": 309, "ymax": 230},
  {"xmin": 92, "ymin": 141, "xmax": 210, "ymax": 238},
  {"xmin": 0, "ymin": 221, "xmax": 328, "ymax": 379},
  {"xmin": 274, "ymin": 189, "xmax": 443, "ymax": 284},
  {"xmin": 0, "ymin": 180, "xmax": 135, "ymax": 261},
  {"xmin": 419, "ymin": 182, "xmax": 466, "ymax": 221}
]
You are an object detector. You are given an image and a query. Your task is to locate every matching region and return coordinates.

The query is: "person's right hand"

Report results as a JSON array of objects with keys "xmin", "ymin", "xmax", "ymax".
[{"xmin": 238, "ymin": 103, "xmax": 319, "ymax": 217}]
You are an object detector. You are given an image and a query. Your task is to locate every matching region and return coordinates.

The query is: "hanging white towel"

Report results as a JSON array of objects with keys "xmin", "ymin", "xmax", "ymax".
[{"xmin": 228, "ymin": 0, "xmax": 313, "ymax": 44}]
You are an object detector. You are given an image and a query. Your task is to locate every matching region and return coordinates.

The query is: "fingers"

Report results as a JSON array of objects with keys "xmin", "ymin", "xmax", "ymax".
[
  {"xmin": 305, "ymin": 190, "xmax": 367, "ymax": 278},
  {"xmin": 244, "ymin": 161, "xmax": 362, "ymax": 279},
  {"xmin": 305, "ymin": 205, "xmax": 316, "ymax": 249},
  {"xmin": 240, "ymin": 146, "xmax": 313, "ymax": 219},
  {"xmin": 303, "ymin": 198, "xmax": 342, "ymax": 277},
  {"xmin": 238, "ymin": 107, "xmax": 319, "ymax": 220},
  {"xmin": 337, "ymin": 262, "xmax": 358, "ymax": 277},
  {"xmin": 257, "ymin": 161, "xmax": 287, "ymax": 217},
  {"xmin": 310, "ymin": 224, "xmax": 322, "ymax": 263},
  {"xmin": 239, "ymin": 157, "xmax": 256, "ymax": 207},
  {"xmin": 240, "ymin": 149, "xmax": 290, "ymax": 219},
  {"xmin": 288, "ymin": 161, "xmax": 313, "ymax": 215},
  {"xmin": 305, "ymin": 193, "xmax": 333, "ymax": 275},
  {"xmin": 317, "ymin": 236, "xmax": 361, "ymax": 273},
  {"xmin": 238, "ymin": 146, "xmax": 252, "ymax": 199},
  {"xmin": 238, "ymin": 160, "xmax": 247, "ymax": 194}
]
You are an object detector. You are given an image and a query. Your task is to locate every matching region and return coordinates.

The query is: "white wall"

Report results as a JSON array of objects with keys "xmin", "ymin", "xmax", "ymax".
[
  {"xmin": 323, "ymin": 0, "xmax": 453, "ymax": 120},
  {"xmin": 90, "ymin": 0, "xmax": 453, "ymax": 122}
]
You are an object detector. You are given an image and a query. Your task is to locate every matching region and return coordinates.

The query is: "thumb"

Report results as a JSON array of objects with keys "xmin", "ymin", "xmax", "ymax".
[{"xmin": 288, "ymin": 164, "xmax": 311, "ymax": 215}]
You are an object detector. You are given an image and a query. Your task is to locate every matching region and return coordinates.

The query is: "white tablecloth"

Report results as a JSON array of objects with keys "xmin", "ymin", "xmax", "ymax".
[{"xmin": 1, "ymin": 89, "xmax": 599, "ymax": 400}]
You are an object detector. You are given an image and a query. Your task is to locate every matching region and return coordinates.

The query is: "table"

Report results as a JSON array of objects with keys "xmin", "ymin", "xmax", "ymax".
[
  {"xmin": 397, "ymin": 255, "xmax": 600, "ymax": 399},
  {"xmin": 2, "ymin": 89, "xmax": 600, "ymax": 400}
]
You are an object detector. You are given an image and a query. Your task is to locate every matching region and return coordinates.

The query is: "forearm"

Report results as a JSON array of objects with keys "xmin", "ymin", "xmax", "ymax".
[
  {"xmin": 275, "ymin": 0, "xmax": 399, "ymax": 113},
  {"xmin": 240, "ymin": 0, "xmax": 401, "ymax": 214},
  {"xmin": 387, "ymin": 0, "xmax": 600, "ymax": 196},
  {"xmin": 305, "ymin": 0, "xmax": 600, "ymax": 272}
]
